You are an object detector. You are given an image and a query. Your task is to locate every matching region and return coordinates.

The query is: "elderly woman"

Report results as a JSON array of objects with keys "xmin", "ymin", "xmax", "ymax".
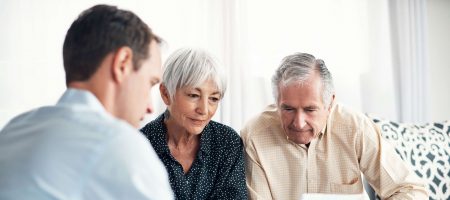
[{"xmin": 140, "ymin": 48, "xmax": 247, "ymax": 199}]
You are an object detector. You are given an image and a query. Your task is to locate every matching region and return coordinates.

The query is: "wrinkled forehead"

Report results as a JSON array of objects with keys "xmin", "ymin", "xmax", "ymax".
[{"xmin": 277, "ymin": 75, "xmax": 323, "ymax": 103}]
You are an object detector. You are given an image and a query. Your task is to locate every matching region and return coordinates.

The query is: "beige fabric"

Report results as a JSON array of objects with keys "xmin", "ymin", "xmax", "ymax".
[{"xmin": 241, "ymin": 103, "xmax": 428, "ymax": 200}]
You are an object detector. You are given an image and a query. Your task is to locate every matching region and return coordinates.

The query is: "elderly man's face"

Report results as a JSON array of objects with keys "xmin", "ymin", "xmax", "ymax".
[{"xmin": 277, "ymin": 72, "xmax": 332, "ymax": 145}]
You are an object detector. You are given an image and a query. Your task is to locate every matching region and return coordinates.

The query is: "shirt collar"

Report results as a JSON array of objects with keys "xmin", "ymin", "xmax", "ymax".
[
  {"xmin": 198, "ymin": 123, "xmax": 212, "ymax": 157},
  {"xmin": 57, "ymin": 88, "xmax": 106, "ymax": 114},
  {"xmin": 154, "ymin": 114, "xmax": 172, "ymax": 156},
  {"xmin": 321, "ymin": 103, "xmax": 337, "ymax": 137}
]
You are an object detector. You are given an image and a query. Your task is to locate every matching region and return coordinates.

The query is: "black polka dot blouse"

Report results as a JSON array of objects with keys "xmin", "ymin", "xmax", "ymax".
[{"xmin": 140, "ymin": 113, "xmax": 247, "ymax": 200}]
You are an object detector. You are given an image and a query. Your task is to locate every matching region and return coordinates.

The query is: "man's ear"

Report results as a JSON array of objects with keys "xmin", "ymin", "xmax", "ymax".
[
  {"xmin": 160, "ymin": 84, "xmax": 171, "ymax": 105},
  {"xmin": 328, "ymin": 94, "xmax": 336, "ymax": 112},
  {"xmin": 112, "ymin": 46, "xmax": 133, "ymax": 83}
]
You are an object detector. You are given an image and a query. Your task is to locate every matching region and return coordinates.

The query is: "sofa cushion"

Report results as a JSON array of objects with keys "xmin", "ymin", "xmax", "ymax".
[{"xmin": 370, "ymin": 117, "xmax": 450, "ymax": 200}]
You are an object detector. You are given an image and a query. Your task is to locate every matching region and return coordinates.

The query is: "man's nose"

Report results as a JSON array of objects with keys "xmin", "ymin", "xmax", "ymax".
[{"xmin": 293, "ymin": 112, "xmax": 307, "ymax": 129}]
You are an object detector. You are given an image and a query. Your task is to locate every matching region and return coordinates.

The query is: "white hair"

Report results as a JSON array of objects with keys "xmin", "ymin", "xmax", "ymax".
[
  {"xmin": 272, "ymin": 53, "xmax": 335, "ymax": 107},
  {"xmin": 162, "ymin": 48, "xmax": 227, "ymax": 101}
]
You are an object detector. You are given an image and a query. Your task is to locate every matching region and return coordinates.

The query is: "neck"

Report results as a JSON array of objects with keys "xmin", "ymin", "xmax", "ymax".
[
  {"xmin": 164, "ymin": 118, "xmax": 199, "ymax": 149},
  {"xmin": 68, "ymin": 79, "xmax": 115, "ymax": 116}
]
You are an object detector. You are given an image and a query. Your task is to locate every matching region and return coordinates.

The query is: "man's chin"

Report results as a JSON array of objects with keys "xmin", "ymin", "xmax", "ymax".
[{"xmin": 288, "ymin": 133, "xmax": 314, "ymax": 144}]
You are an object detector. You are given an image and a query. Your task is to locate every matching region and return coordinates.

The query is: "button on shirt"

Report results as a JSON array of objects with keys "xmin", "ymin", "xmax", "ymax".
[
  {"xmin": 241, "ymin": 104, "xmax": 428, "ymax": 200},
  {"xmin": 141, "ymin": 114, "xmax": 247, "ymax": 200},
  {"xmin": 0, "ymin": 89, "xmax": 174, "ymax": 200}
]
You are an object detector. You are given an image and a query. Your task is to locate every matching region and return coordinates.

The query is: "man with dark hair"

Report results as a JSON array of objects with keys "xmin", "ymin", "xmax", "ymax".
[{"xmin": 0, "ymin": 5, "xmax": 173, "ymax": 199}]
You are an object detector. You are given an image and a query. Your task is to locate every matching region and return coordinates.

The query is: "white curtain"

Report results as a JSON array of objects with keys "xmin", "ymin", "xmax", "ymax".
[
  {"xmin": 389, "ymin": 0, "xmax": 429, "ymax": 123},
  {"xmin": 1, "ymin": 0, "xmax": 414, "ymax": 130},
  {"xmin": 216, "ymin": 0, "xmax": 400, "ymax": 130},
  {"xmin": 218, "ymin": 0, "xmax": 246, "ymax": 130}
]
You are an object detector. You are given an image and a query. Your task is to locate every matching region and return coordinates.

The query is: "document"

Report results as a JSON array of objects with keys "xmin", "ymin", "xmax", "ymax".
[{"xmin": 300, "ymin": 193, "xmax": 365, "ymax": 200}]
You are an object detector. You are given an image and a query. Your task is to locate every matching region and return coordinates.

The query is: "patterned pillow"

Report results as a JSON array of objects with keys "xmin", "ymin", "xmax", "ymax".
[{"xmin": 370, "ymin": 117, "xmax": 450, "ymax": 200}]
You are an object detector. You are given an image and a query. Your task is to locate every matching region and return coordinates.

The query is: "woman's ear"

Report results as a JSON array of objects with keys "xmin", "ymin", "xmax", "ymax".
[
  {"xmin": 111, "ymin": 46, "xmax": 133, "ymax": 83},
  {"xmin": 160, "ymin": 84, "xmax": 171, "ymax": 105}
]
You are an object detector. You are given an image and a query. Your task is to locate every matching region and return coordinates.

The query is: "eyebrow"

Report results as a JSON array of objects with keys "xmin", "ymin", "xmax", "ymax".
[
  {"xmin": 279, "ymin": 104, "xmax": 319, "ymax": 110},
  {"xmin": 193, "ymin": 87, "xmax": 220, "ymax": 93},
  {"xmin": 280, "ymin": 104, "xmax": 293, "ymax": 109},
  {"xmin": 304, "ymin": 105, "xmax": 319, "ymax": 110}
]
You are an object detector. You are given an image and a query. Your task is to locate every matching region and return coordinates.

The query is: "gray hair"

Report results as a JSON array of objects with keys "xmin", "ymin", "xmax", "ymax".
[
  {"xmin": 272, "ymin": 53, "xmax": 335, "ymax": 107},
  {"xmin": 162, "ymin": 48, "xmax": 227, "ymax": 101}
]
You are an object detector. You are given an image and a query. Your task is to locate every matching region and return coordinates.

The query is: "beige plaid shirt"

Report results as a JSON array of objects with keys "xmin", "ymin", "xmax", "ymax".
[{"xmin": 241, "ymin": 104, "xmax": 428, "ymax": 200}]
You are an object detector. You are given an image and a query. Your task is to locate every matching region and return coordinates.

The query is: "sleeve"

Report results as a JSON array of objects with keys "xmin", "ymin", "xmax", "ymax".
[
  {"xmin": 241, "ymin": 126, "xmax": 273, "ymax": 200},
  {"xmin": 82, "ymin": 130, "xmax": 174, "ymax": 200},
  {"xmin": 357, "ymin": 117, "xmax": 428, "ymax": 200},
  {"xmin": 211, "ymin": 129, "xmax": 248, "ymax": 200}
]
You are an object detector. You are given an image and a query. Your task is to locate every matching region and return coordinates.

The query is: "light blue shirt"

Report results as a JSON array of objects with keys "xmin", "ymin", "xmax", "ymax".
[{"xmin": 0, "ymin": 89, "xmax": 174, "ymax": 200}]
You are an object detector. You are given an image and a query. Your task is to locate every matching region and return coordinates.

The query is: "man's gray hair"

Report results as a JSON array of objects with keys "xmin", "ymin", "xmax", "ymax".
[
  {"xmin": 272, "ymin": 52, "xmax": 335, "ymax": 107},
  {"xmin": 162, "ymin": 48, "xmax": 227, "ymax": 101}
]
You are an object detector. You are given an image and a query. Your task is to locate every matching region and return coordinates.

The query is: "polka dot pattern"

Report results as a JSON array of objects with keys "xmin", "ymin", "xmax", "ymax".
[{"xmin": 141, "ymin": 113, "xmax": 247, "ymax": 200}]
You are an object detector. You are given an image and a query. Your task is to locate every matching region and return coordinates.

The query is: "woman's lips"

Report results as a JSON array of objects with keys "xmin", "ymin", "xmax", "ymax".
[{"xmin": 190, "ymin": 118, "xmax": 207, "ymax": 125}]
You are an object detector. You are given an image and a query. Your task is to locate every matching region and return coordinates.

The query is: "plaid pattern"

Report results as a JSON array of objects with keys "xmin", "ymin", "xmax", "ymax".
[{"xmin": 241, "ymin": 104, "xmax": 428, "ymax": 200}]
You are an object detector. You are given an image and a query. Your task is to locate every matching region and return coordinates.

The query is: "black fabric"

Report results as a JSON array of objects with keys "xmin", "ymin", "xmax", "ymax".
[{"xmin": 141, "ymin": 114, "xmax": 247, "ymax": 200}]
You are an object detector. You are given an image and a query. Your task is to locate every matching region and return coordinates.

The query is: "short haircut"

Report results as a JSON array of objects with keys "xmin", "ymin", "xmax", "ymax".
[
  {"xmin": 272, "ymin": 53, "xmax": 335, "ymax": 107},
  {"xmin": 63, "ymin": 4, "xmax": 161, "ymax": 85},
  {"xmin": 162, "ymin": 48, "xmax": 227, "ymax": 101}
]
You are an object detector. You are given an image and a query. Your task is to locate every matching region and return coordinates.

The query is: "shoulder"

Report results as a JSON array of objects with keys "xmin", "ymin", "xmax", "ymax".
[
  {"xmin": 1, "ymin": 106, "xmax": 50, "ymax": 133},
  {"xmin": 92, "ymin": 122, "xmax": 165, "ymax": 175},
  {"xmin": 77, "ymin": 111, "xmax": 150, "ymax": 156},
  {"xmin": 139, "ymin": 114, "xmax": 167, "ymax": 152},
  {"xmin": 1, "ymin": 104, "xmax": 136, "ymax": 141},
  {"xmin": 240, "ymin": 104, "xmax": 280, "ymax": 142},
  {"xmin": 207, "ymin": 120, "xmax": 242, "ymax": 146},
  {"xmin": 328, "ymin": 103, "xmax": 377, "ymax": 135},
  {"xmin": 102, "ymin": 129, "xmax": 157, "ymax": 161},
  {"xmin": 140, "ymin": 114, "xmax": 165, "ymax": 137},
  {"xmin": 87, "ymin": 130, "xmax": 172, "ymax": 199}
]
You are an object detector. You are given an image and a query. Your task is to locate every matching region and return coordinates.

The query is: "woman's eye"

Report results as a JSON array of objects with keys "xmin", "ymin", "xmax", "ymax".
[
  {"xmin": 209, "ymin": 97, "xmax": 220, "ymax": 102},
  {"xmin": 188, "ymin": 94, "xmax": 200, "ymax": 98}
]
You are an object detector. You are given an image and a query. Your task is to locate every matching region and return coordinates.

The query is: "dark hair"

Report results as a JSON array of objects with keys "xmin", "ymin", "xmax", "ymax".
[{"xmin": 63, "ymin": 4, "xmax": 161, "ymax": 85}]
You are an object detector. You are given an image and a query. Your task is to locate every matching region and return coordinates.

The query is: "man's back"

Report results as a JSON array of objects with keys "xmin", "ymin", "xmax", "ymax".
[{"xmin": 0, "ymin": 89, "xmax": 173, "ymax": 199}]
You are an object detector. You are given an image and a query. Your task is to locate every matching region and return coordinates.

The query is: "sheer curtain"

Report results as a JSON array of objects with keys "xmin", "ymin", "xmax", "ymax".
[
  {"xmin": 217, "ymin": 0, "xmax": 399, "ymax": 130},
  {"xmin": 389, "ymin": 0, "xmax": 429, "ymax": 123},
  {"xmin": 1, "ymin": 0, "xmax": 423, "ymax": 130},
  {"xmin": 217, "ymin": 0, "xmax": 429, "ymax": 129}
]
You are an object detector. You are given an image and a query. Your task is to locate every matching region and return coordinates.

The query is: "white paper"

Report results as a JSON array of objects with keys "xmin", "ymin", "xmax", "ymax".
[{"xmin": 300, "ymin": 193, "xmax": 365, "ymax": 200}]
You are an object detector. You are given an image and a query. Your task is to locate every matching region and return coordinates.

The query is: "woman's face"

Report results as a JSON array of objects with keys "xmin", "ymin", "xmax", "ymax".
[{"xmin": 162, "ymin": 78, "xmax": 221, "ymax": 135}]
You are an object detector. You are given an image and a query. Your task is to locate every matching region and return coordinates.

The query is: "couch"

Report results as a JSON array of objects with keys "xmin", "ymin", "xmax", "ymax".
[{"xmin": 364, "ymin": 117, "xmax": 450, "ymax": 200}]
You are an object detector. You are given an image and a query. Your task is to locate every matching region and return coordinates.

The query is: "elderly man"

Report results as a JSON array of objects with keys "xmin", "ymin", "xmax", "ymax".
[
  {"xmin": 241, "ymin": 52, "xmax": 428, "ymax": 200},
  {"xmin": 0, "ymin": 5, "xmax": 173, "ymax": 199}
]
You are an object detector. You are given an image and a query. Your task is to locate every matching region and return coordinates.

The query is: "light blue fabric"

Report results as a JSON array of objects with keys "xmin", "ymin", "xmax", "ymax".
[{"xmin": 0, "ymin": 88, "xmax": 174, "ymax": 200}]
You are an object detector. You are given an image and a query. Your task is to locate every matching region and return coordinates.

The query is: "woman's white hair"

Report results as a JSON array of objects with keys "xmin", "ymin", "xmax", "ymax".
[{"xmin": 162, "ymin": 48, "xmax": 227, "ymax": 101}]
